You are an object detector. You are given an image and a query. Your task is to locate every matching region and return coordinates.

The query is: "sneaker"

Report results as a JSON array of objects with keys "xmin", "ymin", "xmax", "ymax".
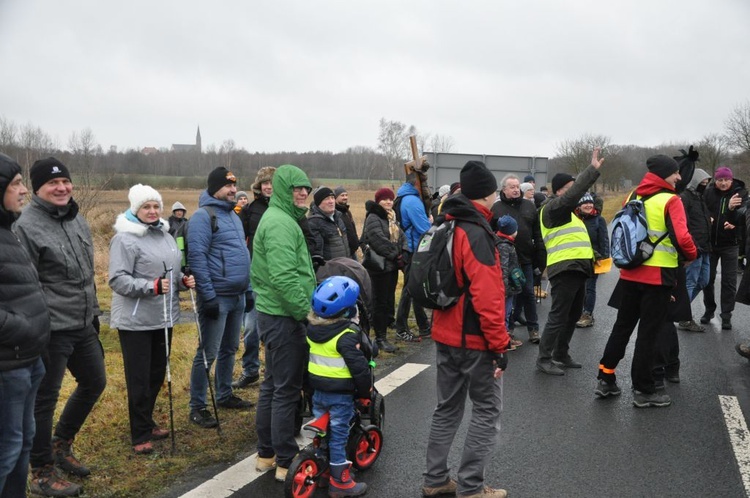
[
  {"xmin": 376, "ymin": 338, "xmax": 398, "ymax": 353},
  {"xmin": 536, "ymin": 360, "xmax": 565, "ymax": 376},
  {"xmin": 275, "ymin": 466, "xmax": 288, "ymax": 482},
  {"xmin": 396, "ymin": 330, "xmax": 421, "ymax": 342},
  {"xmin": 594, "ymin": 379, "xmax": 622, "ymax": 398},
  {"xmin": 552, "ymin": 357, "xmax": 582, "ymax": 369},
  {"xmin": 423, "ymin": 478, "xmax": 458, "ymax": 497},
  {"xmin": 632, "ymin": 390, "xmax": 672, "ymax": 408},
  {"xmin": 737, "ymin": 343, "xmax": 750, "ymax": 360},
  {"xmin": 30, "ymin": 464, "xmax": 82, "ymax": 497},
  {"xmin": 666, "ymin": 372, "xmax": 680, "ymax": 383},
  {"xmin": 52, "ymin": 437, "xmax": 90, "ymax": 477},
  {"xmin": 217, "ymin": 394, "xmax": 254, "ymax": 409},
  {"xmin": 528, "ymin": 329, "xmax": 540, "ymax": 344},
  {"xmin": 700, "ymin": 313, "xmax": 713, "ymax": 324},
  {"xmin": 232, "ymin": 372, "xmax": 260, "ymax": 389},
  {"xmin": 151, "ymin": 427, "xmax": 169, "ymax": 440},
  {"xmin": 576, "ymin": 312, "xmax": 594, "ymax": 328},
  {"xmin": 677, "ymin": 320, "xmax": 705, "ymax": 332},
  {"xmin": 189, "ymin": 408, "xmax": 218, "ymax": 428},
  {"xmin": 509, "ymin": 336, "xmax": 523, "ymax": 350},
  {"xmin": 133, "ymin": 441, "xmax": 153, "ymax": 455},
  {"xmin": 256, "ymin": 455, "xmax": 276, "ymax": 473},
  {"xmin": 458, "ymin": 486, "xmax": 508, "ymax": 498}
]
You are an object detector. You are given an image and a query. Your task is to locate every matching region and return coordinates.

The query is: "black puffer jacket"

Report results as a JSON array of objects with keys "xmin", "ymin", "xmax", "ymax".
[
  {"xmin": 336, "ymin": 202, "xmax": 360, "ymax": 257},
  {"xmin": 307, "ymin": 204, "xmax": 351, "ymax": 261},
  {"xmin": 703, "ymin": 178, "xmax": 748, "ymax": 248},
  {"xmin": 240, "ymin": 194, "xmax": 269, "ymax": 256},
  {"xmin": 490, "ymin": 192, "xmax": 546, "ymax": 269},
  {"xmin": 0, "ymin": 156, "xmax": 50, "ymax": 371},
  {"xmin": 361, "ymin": 200, "xmax": 407, "ymax": 273},
  {"xmin": 680, "ymin": 169, "xmax": 712, "ymax": 253}
]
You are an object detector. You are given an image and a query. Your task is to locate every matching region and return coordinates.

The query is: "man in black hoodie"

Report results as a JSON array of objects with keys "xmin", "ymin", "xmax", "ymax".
[{"xmin": 0, "ymin": 153, "xmax": 51, "ymax": 497}]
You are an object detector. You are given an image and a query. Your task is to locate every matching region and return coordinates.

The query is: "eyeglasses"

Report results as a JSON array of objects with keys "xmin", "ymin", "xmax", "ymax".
[{"xmin": 293, "ymin": 186, "xmax": 312, "ymax": 194}]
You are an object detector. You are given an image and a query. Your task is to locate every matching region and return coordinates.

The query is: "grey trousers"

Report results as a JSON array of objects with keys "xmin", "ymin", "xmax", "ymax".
[{"xmin": 424, "ymin": 342, "xmax": 503, "ymax": 495}]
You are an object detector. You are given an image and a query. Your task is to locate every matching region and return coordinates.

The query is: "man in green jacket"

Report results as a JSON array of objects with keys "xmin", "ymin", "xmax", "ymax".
[{"xmin": 251, "ymin": 164, "xmax": 316, "ymax": 482}]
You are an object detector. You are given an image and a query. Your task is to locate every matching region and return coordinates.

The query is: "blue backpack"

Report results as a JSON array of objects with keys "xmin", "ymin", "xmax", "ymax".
[{"xmin": 610, "ymin": 192, "xmax": 669, "ymax": 269}]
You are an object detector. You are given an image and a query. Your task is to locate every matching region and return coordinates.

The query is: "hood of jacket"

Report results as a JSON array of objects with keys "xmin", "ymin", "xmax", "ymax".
[
  {"xmin": 306, "ymin": 315, "xmax": 352, "ymax": 344},
  {"xmin": 498, "ymin": 190, "xmax": 523, "ymax": 207},
  {"xmin": 365, "ymin": 199, "xmax": 388, "ymax": 220},
  {"xmin": 269, "ymin": 164, "xmax": 311, "ymax": 221},
  {"xmin": 687, "ymin": 168, "xmax": 711, "ymax": 192},
  {"xmin": 114, "ymin": 211, "xmax": 170, "ymax": 237},
  {"xmin": 635, "ymin": 172, "xmax": 677, "ymax": 197}
]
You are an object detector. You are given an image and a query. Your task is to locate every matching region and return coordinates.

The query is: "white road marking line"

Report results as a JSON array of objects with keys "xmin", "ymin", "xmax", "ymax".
[
  {"xmin": 179, "ymin": 362, "xmax": 430, "ymax": 498},
  {"xmin": 719, "ymin": 395, "xmax": 750, "ymax": 495}
]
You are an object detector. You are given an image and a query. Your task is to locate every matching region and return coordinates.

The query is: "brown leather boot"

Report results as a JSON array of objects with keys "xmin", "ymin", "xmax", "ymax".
[
  {"xmin": 52, "ymin": 436, "xmax": 91, "ymax": 477},
  {"xmin": 29, "ymin": 464, "xmax": 82, "ymax": 497}
]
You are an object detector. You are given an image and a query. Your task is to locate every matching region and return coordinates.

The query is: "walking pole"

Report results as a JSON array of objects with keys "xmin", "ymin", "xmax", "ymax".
[
  {"xmin": 188, "ymin": 284, "xmax": 222, "ymax": 436},
  {"xmin": 162, "ymin": 264, "xmax": 176, "ymax": 453}
]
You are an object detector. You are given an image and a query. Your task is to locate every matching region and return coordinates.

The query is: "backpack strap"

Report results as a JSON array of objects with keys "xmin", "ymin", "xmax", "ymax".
[{"xmin": 637, "ymin": 190, "xmax": 674, "ymax": 246}]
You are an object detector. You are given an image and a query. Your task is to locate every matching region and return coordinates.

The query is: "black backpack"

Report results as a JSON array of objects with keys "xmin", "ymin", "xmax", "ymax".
[{"xmin": 174, "ymin": 206, "xmax": 217, "ymax": 272}]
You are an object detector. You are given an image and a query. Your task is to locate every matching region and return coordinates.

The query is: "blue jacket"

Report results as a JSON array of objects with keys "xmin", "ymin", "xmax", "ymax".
[
  {"xmin": 396, "ymin": 182, "xmax": 431, "ymax": 252},
  {"xmin": 187, "ymin": 190, "xmax": 251, "ymax": 301}
]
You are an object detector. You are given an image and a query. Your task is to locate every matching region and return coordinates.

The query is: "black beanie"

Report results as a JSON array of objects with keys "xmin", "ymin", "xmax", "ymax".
[
  {"xmin": 646, "ymin": 155, "xmax": 679, "ymax": 180},
  {"xmin": 459, "ymin": 161, "xmax": 497, "ymax": 200},
  {"xmin": 314, "ymin": 187, "xmax": 335, "ymax": 206},
  {"xmin": 207, "ymin": 167, "xmax": 236, "ymax": 196},
  {"xmin": 30, "ymin": 157, "xmax": 71, "ymax": 193},
  {"xmin": 551, "ymin": 173, "xmax": 575, "ymax": 194}
]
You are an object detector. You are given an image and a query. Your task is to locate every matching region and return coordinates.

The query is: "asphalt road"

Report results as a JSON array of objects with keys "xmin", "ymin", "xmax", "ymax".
[{"xmin": 173, "ymin": 266, "xmax": 750, "ymax": 498}]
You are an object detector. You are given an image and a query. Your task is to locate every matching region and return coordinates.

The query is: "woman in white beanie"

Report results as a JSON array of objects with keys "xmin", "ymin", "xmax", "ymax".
[
  {"xmin": 519, "ymin": 182, "xmax": 535, "ymax": 201},
  {"xmin": 108, "ymin": 184, "xmax": 195, "ymax": 455}
]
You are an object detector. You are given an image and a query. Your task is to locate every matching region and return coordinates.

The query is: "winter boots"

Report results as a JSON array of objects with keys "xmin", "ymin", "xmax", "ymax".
[
  {"xmin": 52, "ymin": 436, "xmax": 90, "ymax": 477},
  {"xmin": 329, "ymin": 461, "xmax": 367, "ymax": 497}
]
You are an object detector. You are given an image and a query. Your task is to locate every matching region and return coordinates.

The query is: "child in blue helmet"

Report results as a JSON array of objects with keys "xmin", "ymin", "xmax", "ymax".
[{"xmin": 307, "ymin": 276, "xmax": 373, "ymax": 497}]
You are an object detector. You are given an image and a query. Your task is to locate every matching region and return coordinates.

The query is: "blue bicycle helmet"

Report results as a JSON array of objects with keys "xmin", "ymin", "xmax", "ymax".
[{"xmin": 311, "ymin": 276, "xmax": 360, "ymax": 318}]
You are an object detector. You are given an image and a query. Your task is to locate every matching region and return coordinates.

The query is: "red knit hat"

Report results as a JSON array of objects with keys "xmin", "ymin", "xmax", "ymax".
[{"xmin": 374, "ymin": 187, "xmax": 395, "ymax": 203}]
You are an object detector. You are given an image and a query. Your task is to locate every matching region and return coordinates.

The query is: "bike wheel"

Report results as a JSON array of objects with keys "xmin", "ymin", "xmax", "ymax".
[
  {"xmin": 348, "ymin": 425, "xmax": 383, "ymax": 470},
  {"xmin": 284, "ymin": 447, "xmax": 320, "ymax": 498},
  {"xmin": 370, "ymin": 392, "xmax": 385, "ymax": 429}
]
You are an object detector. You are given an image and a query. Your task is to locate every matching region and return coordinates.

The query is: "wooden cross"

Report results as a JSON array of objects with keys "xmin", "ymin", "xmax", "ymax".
[{"xmin": 404, "ymin": 135, "xmax": 432, "ymax": 213}]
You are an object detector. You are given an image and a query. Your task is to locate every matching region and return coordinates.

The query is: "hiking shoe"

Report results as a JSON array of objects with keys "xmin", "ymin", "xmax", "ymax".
[
  {"xmin": 275, "ymin": 466, "xmax": 288, "ymax": 482},
  {"xmin": 376, "ymin": 338, "xmax": 398, "ymax": 353},
  {"xmin": 232, "ymin": 372, "xmax": 260, "ymax": 389},
  {"xmin": 509, "ymin": 336, "xmax": 523, "ymax": 350},
  {"xmin": 677, "ymin": 320, "xmax": 704, "ymax": 332},
  {"xmin": 700, "ymin": 313, "xmax": 713, "ymax": 324},
  {"xmin": 52, "ymin": 437, "xmax": 90, "ymax": 477},
  {"xmin": 737, "ymin": 343, "xmax": 750, "ymax": 360},
  {"xmin": 528, "ymin": 329, "xmax": 540, "ymax": 344},
  {"xmin": 396, "ymin": 330, "xmax": 421, "ymax": 342},
  {"xmin": 133, "ymin": 441, "xmax": 153, "ymax": 455},
  {"xmin": 30, "ymin": 464, "xmax": 82, "ymax": 497},
  {"xmin": 536, "ymin": 360, "xmax": 565, "ymax": 376},
  {"xmin": 576, "ymin": 312, "xmax": 594, "ymax": 328},
  {"xmin": 721, "ymin": 314, "xmax": 732, "ymax": 330},
  {"xmin": 458, "ymin": 486, "xmax": 508, "ymax": 498},
  {"xmin": 594, "ymin": 379, "xmax": 622, "ymax": 398},
  {"xmin": 256, "ymin": 455, "xmax": 276, "ymax": 472},
  {"xmin": 151, "ymin": 427, "xmax": 169, "ymax": 440},
  {"xmin": 423, "ymin": 478, "xmax": 458, "ymax": 497},
  {"xmin": 218, "ymin": 394, "xmax": 253, "ymax": 409},
  {"xmin": 552, "ymin": 357, "xmax": 582, "ymax": 369},
  {"xmin": 189, "ymin": 408, "xmax": 218, "ymax": 428},
  {"xmin": 633, "ymin": 390, "xmax": 672, "ymax": 408}
]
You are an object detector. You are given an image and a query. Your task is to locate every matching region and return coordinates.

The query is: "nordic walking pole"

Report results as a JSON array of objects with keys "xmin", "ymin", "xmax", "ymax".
[
  {"xmin": 162, "ymin": 263, "xmax": 176, "ymax": 453},
  {"xmin": 187, "ymin": 277, "xmax": 222, "ymax": 435}
]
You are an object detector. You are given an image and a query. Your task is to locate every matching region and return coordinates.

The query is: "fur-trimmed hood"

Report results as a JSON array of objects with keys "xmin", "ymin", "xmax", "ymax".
[{"xmin": 114, "ymin": 211, "xmax": 170, "ymax": 237}]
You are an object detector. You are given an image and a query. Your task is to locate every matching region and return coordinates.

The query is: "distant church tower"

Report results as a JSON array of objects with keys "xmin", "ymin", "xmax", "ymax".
[{"xmin": 196, "ymin": 126, "xmax": 202, "ymax": 153}]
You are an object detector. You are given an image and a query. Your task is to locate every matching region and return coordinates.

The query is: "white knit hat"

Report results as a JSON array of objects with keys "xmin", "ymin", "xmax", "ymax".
[
  {"xmin": 438, "ymin": 184, "xmax": 451, "ymax": 197},
  {"xmin": 129, "ymin": 184, "xmax": 163, "ymax": 214}
]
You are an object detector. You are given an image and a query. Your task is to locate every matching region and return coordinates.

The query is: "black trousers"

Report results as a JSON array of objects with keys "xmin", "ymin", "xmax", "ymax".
[
  {"xmin": 118, "ymin": 328, "xmax": 172, "ymax": 445},
  {"xmin": 599, "ymin": 280, "xmax": 671, "ymax": 394},
  {"xmin": 369, "ymin": 269, "xmax": 399, "ymax": 340},
  {"xmin": 653, "ymin": 321, "xmax": 680, "ymax": 380},
  {"xmin": 538, "ymin": 272, "xmax": 587, "ymax": 362},
  {"xmin": 703, "ymin": 245, "xmax": 739, "ymax": 316},
  {"xmin": 396, "ymin": 253, "xmax": 430, "ymax": 332}
]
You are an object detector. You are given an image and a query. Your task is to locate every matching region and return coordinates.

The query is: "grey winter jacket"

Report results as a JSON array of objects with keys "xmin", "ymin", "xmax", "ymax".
[
  {"xmin": 307, "ymin": 204, "xmax": 351, "ymax": 261},
  {"xmin": 13, "ymin": 196, "xmax": 100, "ymax": 332},
  {"xmin": 109, "ymin": 212, "xmax": 186, "ymax": 331}
]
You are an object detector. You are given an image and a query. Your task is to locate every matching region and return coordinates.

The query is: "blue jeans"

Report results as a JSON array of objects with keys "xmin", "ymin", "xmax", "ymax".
[
  {"xmin": 686, "ymin": 253, "xmax": 711, "ymax": 302},
  {"xmin": 504, "ymin": 295, "xmax": 515, "ymax": 333},
  {"xmin": 189, "ymin": 294, "xmax": 244, "ymax": 410},
  {"xmin": 240, "ymin": 304, "xmax": 260, "ymax": 377},
  {"xmin": 312, "ymin": 390, "xmax": 355, "ymax": 465},
  {"xmin": 0, "ymin": 358, "xmax": 44, "ymax": 498},
  {"xmin": 583, "ymin": 274, "xmax": 599, "ymax": 314}
]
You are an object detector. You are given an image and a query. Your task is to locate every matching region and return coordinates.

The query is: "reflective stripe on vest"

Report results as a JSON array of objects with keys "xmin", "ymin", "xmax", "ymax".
[
  {"xmin": 642, "ymin": 192, "xmax": 678, "ymax": 268},
  {"xmin": 307, "ymin": 328, "xmax": 355, "ymax": 380},
  {"xmin": 539, "ymin": 205, "xmax": 594, "ymax": 266}
]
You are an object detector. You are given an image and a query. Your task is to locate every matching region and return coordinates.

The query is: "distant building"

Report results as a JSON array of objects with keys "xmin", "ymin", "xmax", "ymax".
[{"xmin": 171, "ymin": 126, "xmax": 202, "ymax": 153}]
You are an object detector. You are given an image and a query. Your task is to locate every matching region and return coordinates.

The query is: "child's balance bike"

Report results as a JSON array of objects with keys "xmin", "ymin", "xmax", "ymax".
[{"xmin": 284, "ymin": 393, "xmax": 384, "ymax": 498}]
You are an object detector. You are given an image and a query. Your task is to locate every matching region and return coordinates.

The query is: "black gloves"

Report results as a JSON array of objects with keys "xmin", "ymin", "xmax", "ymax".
[
  {"xmin": 312, "ymin": 255, "xmax": 326, "ymax": 271},
  {"xmin": 92, "ymin": 316, "xmax": 100, "ymax": 334},
  {"xmin": 396, "ymin": 254, "xmax": 405, "ymax": 270},
  {"xmin": 202, "ymin": 298, "xmax": 220, "ymax": 320},
  {"xmin": 245, "ymin": 292, "xmax": 255, "ymax": 313},
  {"xmin": 494, "ymin": 352, "xmax": 508, "ymax": 371},
  {"xmin": 688, "ymin": 145, "xmax": 699, "ymax": 162}
]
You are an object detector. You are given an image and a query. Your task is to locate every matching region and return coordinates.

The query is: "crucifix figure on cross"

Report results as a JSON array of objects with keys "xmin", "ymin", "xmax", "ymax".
[{"xmin": 404, "ymin": 135, "xmax": 432, "ymax": 216}]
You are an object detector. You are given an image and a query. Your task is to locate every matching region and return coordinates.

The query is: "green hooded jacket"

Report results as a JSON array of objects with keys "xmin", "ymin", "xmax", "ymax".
[{"xmin": 251, "ymin": 164, "xmax": 316, "ymax": 320}]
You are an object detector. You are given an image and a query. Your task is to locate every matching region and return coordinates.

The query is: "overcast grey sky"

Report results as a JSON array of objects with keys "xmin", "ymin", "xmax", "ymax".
[{"xmin": 1, "ymin": 1, "xmax": 748, "ymax": 158}]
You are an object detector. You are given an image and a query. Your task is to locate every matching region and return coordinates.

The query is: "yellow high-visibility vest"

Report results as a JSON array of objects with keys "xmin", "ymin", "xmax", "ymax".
[
  {"xmin": 307, "ymin": 328, "xmax": 355, "ymax": 380},
  {"xmin": 641, "ymin": 192, "xmax": 678, "ymax": 268},
  {"xmin": 539, "ymin": 206, "xmax": 594, "ymax": 267}
]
